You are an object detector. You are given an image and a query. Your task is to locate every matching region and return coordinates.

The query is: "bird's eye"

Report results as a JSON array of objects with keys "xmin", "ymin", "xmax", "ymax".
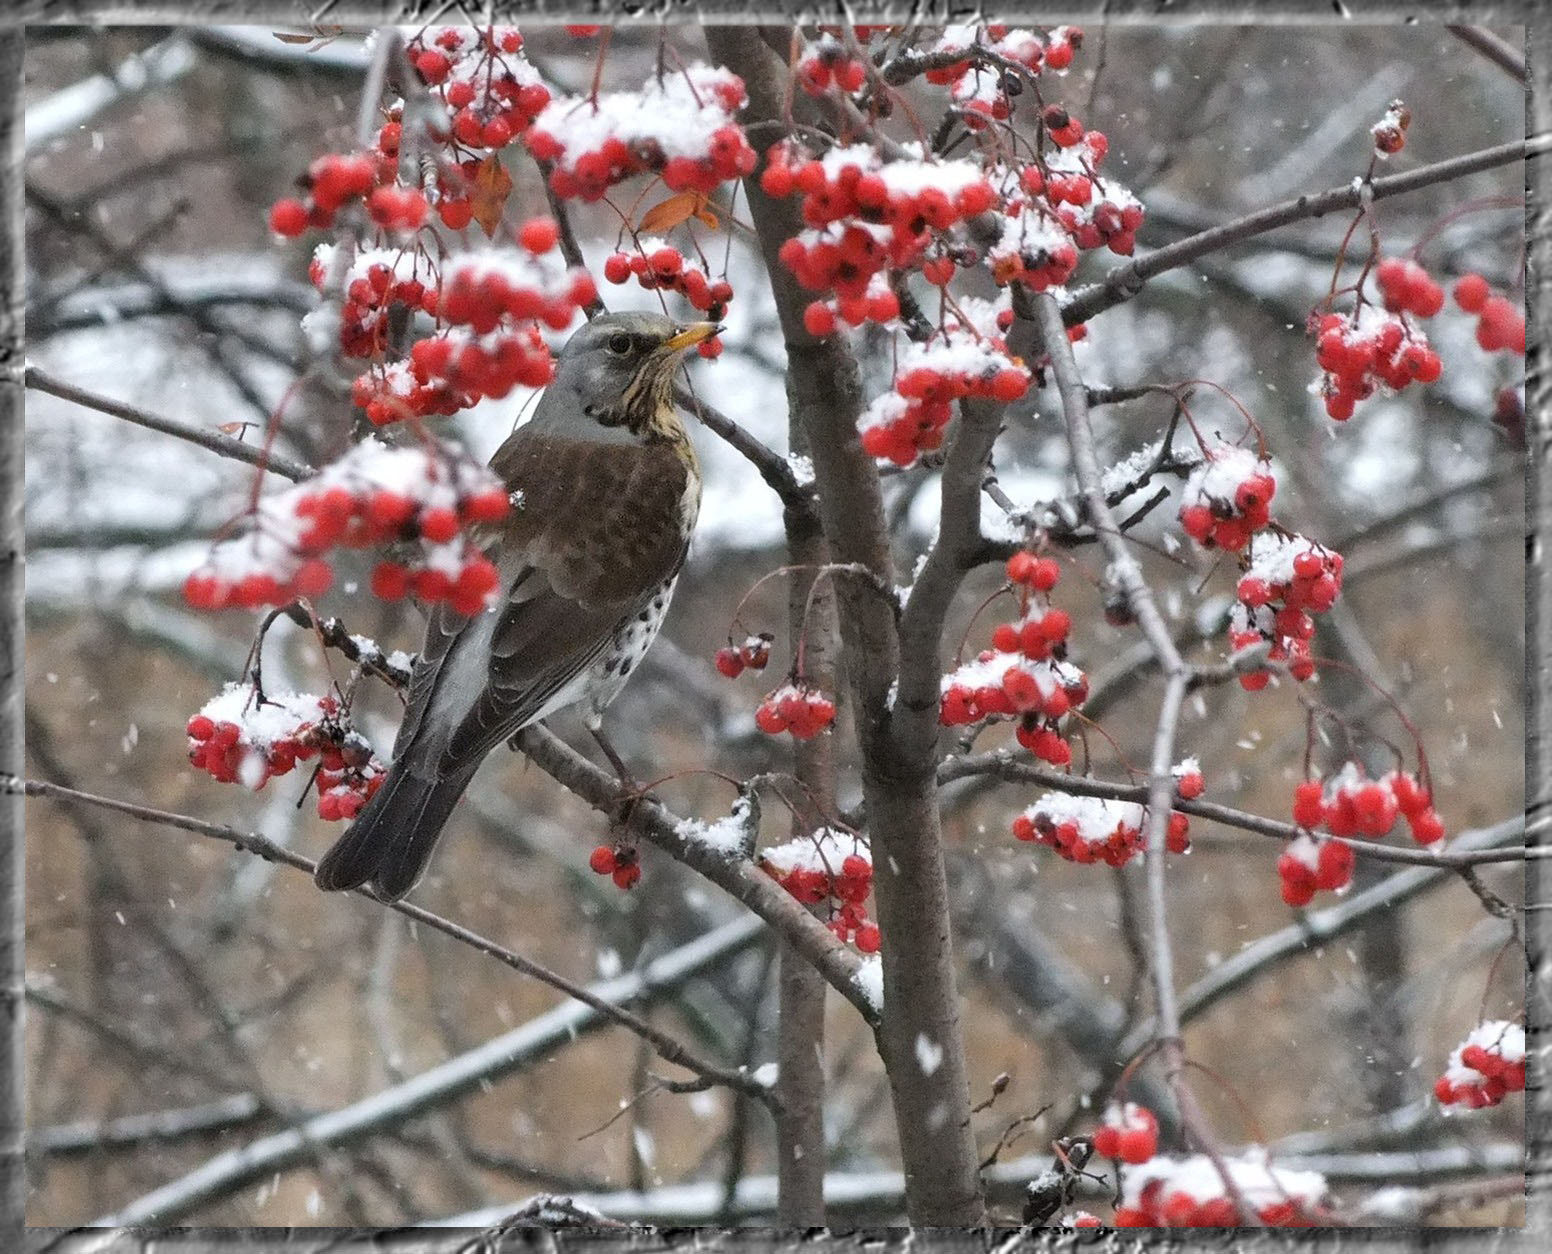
[{"xmin": 607, "ymin": 332, "xmax": 633, "ymax": 356}]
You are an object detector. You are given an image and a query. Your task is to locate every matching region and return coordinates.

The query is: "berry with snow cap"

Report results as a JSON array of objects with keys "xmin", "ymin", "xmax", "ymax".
[{"xmin": 1435, "ymin": 1021, "xmax": 1526, "ymax": 1109}]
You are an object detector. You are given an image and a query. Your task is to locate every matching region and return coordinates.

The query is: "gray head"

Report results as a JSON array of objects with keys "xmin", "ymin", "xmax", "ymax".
[{"xmin": 532, "ymin": 311, "xmax": 719, "ymax": 439}]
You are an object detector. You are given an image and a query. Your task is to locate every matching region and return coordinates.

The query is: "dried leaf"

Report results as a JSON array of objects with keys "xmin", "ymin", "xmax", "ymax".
[
  {"xmin": 639, "ymin": 190, "xmax": 718, "ymax": 234},
  {"xmin": 216, "ymin": 422, "xmax": 249, "ymax": 435},
  {"xmin": 469, "ymin": 155, "xmax": 513, "ymax": 238},
  {"xmin": 272, "ymin": 32, "xmax": 319, "ymax": 44}
]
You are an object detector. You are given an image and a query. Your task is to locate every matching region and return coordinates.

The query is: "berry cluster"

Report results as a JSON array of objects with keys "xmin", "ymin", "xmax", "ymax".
[
  {"xmin": 1177, "ymin": 444, "xmax": 1276, "ymax": 553},
  {"xmin": 1092, "ymin": 1102, "xmax": 1159, "ymax": 1164},
  {"xmin": 796, "ymin": 34, "xmax": 869, "ymax": 96},
  {"xmin": 1290, "ymin": 764, "xmax": 1445, "ymax": 845},
  {"xmin": 1455, "ymin": 273, "xmax": 1526, "ymax": 356},
  {"xmin": 588, "ymin": 843, "xmax": 643, "ymax": 891},
  {"xmin": 1370, "ymin": 98, "xmax": 1411, "ymax": 156},
  {"xmin": 802, "ymin": 274, "xmax": 901, "ymax": 339},
  {"xmin": 940, "ymin": 549, "xmax": 1086, "ymax": 764},
  {"xmin": 765, "ymin": 141, "xmax": 995, "ymax": 310},
  {"xmin": 754, "ymin": 682, "xmax": 836, "ymax": 740},
  {"xmin": 921, "ymin": 24, "xmax": 1082, "ymax": 88},
  {"xmin": 268, "ymin": 153, "xmax": 386, "ymax": 239},
  {"xmin": 602, "ymin": 240, "xmax": 733, "ymax": 357},
  {"xmin": 1435, "ymin": 1021, "xmax": 1526, "ymax": 1110},
  {"xmin": 183, "ymin": 438, "xmax": 509, "ymax": 616},
  {"xmin": 1229, "ymin": 532, "xmax": 1344, "ymax": 690},
  {"xmin": 758, "ymin": 830, "xmax": 880, "ymax": 952},
  {"xmin": 714, "ymin": 633, "xmax": 773, "ymax": 678},
  {"xmin": 1012, "ymin": 794, "xmax": 1190, "ymax": 867},
  {"xmin": 186, "ymin": 685, "xmax": 385, "ymax": 822},
  {"xmin": 526, "ymin": 65, "xmax": 755, "ymax": 201},
  {"xmin": 1115, "ymin": 1151, "xmax": 1327, "ymax": 1228},
  {"xmin": 1276, "ymin": 833, "xmax": 1356, "ymax": 906},
  {"xmin": 1312, "ymin": 305, "xmax": 1441, "ymax": 422},
  {"xmin": 1375, "ymin": 256, "xmax": 1445, "ymax": 318},
  {"xmin": 407, "ymin": 26, "xmax": 551, "ymax": 155},
  {"xmin": 858, "ymin": 310, "xmax": 1029, "ymax": 466}
]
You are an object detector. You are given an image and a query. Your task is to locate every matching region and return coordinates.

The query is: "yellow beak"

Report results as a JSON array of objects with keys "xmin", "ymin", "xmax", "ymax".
[{"xmin": 662, "ymin": 322, "xmax": 722, "ymax": 353}]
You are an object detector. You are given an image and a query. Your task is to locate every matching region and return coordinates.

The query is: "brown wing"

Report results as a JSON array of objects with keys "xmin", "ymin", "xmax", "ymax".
[{"xmin": 394, "ymin": 428, "xmax": 692, "ymax": 770}]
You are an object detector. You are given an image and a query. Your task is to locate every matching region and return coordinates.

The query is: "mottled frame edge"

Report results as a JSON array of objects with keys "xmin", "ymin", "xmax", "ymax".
[{"xmin": 3, "ymin": 4, "xmax": 1545, "ymax": 1252}]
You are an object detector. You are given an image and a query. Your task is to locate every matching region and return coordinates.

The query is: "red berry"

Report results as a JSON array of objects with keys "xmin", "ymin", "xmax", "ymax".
[
  {"xmin": 519, "ymin": 217, "xmax": 560, "ymax": 254},
  {"xmin": 589, "ymin": 845, "xmax": 617, "ymax": 874},
  {"xmin": 1454, "ymin": 273, "xmax": 1490, "ymax": 314},
  {"xmin": 714, "ymin": 647, "xmax": 745, "ymax": 678},
  {"xmin": 268, "ymin": 198, "xmax": 309, "ymax": 237},
  {"xmin": 292, "ymin": 558, "xmax": 333, "ymax": 599},
  {"xmin": 419, "ymin": 508, "xmax": 460, "ymax": 544},
  {"xmin": 855, "ymin": 922, "xmax": 881, "ymax": 952}
]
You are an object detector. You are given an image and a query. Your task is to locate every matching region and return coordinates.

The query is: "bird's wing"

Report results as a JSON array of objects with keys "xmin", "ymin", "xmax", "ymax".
[{"xmin": 402, "ymin": 429, "xmax": 692, "ymax": 769}]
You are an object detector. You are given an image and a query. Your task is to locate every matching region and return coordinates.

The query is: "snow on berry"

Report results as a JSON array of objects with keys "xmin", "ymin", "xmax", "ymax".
[
  {"xmin": 1011, "ymin": 793, "xmax": 1190, "ymax": 867},
  {"xmin": 405, "ymin": 26, "xmax": 550, "ymax": 154},
  {"xmin": 759, "ymin": 829, "xmax": 879, "ymax": 950},
  {"xmin": 1177, "ymin": 443, "xmax": 1276, "ymax": 553},
  {"xmin": 187, "ymin": 684, "xmax": 381, "ymax": 805},
  {"xmin": 796, "ymin": 34, "xmax": 869, "ymax": 97},
  {"xmin": 1113, "ymin": 1148, "xmax": 1328, "ymax": 1227},
  {"xmin": 1092, "ymin": 1102, "xmax": 1159, "ymax": 1164},
  {"xmin": 182, "ymin": 438, "xmax": 508, "ymax": 616},
  {"xmin": 754, "ymin": 681, "xmax": 836, "ymax": 740},
  {"xmin": 1435, "ymin": 1020, "xmax": 1526, "ymax": 1110},
  {"xmin": 1311, "ymin": 302, "xmax": 1442, "ymax": 422},
  {"xmin": 1276, "ymin": 832, "xmax": 1356, "ymax": 906},
  {"xmin": 1228, "ymin": 531, "xmax": 1343, "ymax": 689},
  {"xmin": 1172, "ymin": 757, "xmax": 1204, "ymax": 800},
  {"xmin": 1370, "ymin": 98, "xmax": 1411, "ymax": 156},
  {"xmin": 1289, "ymin": 763, "xmax": 1444, "ymax": 846},
  {"xmin": 526, "ymin": 64, "xmax": 754, "ymax": 201}
]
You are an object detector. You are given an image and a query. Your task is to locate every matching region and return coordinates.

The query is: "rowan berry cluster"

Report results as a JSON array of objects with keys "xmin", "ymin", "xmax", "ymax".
[
  {"xmin": 714, "ymin": 634, "xmax": 773, "ymax": 678},
  {"xmin": 183, "ymin": 439, "xmax": 509, "ymax": 616},
  {"xmin": 1375, "ymin": 257, "xmax": 1445, "ymax": 318},
  {"xmin": 406, "ymin": 26, "xmax": 551, "ymax": 155},
  {"xmin": 1454, "ymin": 273, "xmax": 1526, "ymax": 355},
  {"xmin": 526, "ymin": 65, "xmax": 755, "ymax": 201},
  {"xmin": 1312, "ymin": 304, "xmax": 1442, "ymax": 421},
  {"xmin": 802, "ymin": 274, "xmax": 901, "ymax": 339},
  {"xmin": 1229, "ymin": 532, "xmax": 1344, "ymax": 690},
  {"xmin": 1290, "ymin": 764, "xmax": 1445, "ymax": 845},
  {"xmin": 858, "ymin": 314, "xmax": 1030, "ymax": 465},
  {"xmin": 1435, "ymin": 1021, "xmax": 1526, "ymax": 1110},
  {"xmin": 1370, "ymin": 98, "xmax": 1411, "ymax": 156},
  {"xmin": 1114, "ymin": 1151, "xmax": 1327, "ymax": 1227},
  {"xmin": 268, "ymin": 152, "xmax": 384, "ymax": 238},
  {"xmin": 765, "ymin": 141, "xmax": 995, "ymax": 311},
  {"xmin": 1012, "ymin": 794, "xmax": 1191, "ymax": 866},
  {"xmin": 940, "ymin": 550, "xmax": 1087, "ymax": 765},
  {"xmin": 602, "ymin": 240, "xmax": 733, "ymax": 357},
  {"xmin": 920, "ymin": 23, "xmax": 1082, "ymax": 88},
  {"xmin": 1177, "ymin": 444, "xmax": 1276, "ymax": 553},
  {"xmin": 758, "ymin": 831, "xmax": 880, "ymax": 952},
  {"xmin": 754, "ymin": 682, "xmax": 836, "ymax": 740},
  {"xmin": 186, "ymin": 685, "xmax": 385, "ymax": 823},
  {"xmin": 1092, "ymin": 1102, "xmax": 1159, "ymax": 1164},
  {"xmin": 588, "ymin": 843, "xmax": 643, "ymax": 891},
  {"xmin": 1276, "ymin": 833, "xmax": 1356, "ymax": 906},
  {"xmin": 796, "ymin": 34, "xmax": 869, "ymax": 96}
]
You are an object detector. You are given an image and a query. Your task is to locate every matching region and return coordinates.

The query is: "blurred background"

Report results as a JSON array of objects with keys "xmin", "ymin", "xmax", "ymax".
[{"xmin": 23, "ymin": 23, "xmax": 1525, "ymax": 1226}]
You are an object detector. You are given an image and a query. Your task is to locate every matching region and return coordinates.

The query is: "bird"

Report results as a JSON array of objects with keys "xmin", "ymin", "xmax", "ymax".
[{"xmin": 314, "ymin": 311, "xmax": 716, "ymax": 902}]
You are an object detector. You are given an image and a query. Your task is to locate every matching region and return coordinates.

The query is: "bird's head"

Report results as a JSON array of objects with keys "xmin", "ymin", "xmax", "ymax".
[{"xmin": 536, "ymin": 311, "xmax": 719, "ymax": 441}]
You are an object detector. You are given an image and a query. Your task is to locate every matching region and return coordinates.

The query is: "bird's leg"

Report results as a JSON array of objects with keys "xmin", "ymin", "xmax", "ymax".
[{"xmin": 591, "ymin": 725, "xmax": 634, "ymax": 788}]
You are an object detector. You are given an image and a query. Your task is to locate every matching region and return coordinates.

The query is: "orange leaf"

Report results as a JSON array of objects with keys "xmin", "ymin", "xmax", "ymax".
[
  {"xmin": 639, "ymin": 190, "xmax": 717, "ymax": 235},
  {"xmin": 216, "ymin": 422, "xmax": 250, "ymax": 434},
  {"xmin": 469, "ymin": 155, "xmax": 513, "ymax": 239}
]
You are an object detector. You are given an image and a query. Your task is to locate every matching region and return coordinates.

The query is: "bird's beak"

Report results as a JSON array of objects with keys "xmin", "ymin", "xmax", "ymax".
[{"xmin": 662, "ymin": 322, "xmax": 722, "ymax": 354}]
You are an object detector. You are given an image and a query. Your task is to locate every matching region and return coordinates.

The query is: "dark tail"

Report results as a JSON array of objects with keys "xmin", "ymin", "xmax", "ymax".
[{"xmin": 313, "ymin": 759, "xmax": 477, "ymax": 902}]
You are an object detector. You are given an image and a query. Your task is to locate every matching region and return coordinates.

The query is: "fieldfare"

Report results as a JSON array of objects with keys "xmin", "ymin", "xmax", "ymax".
[{"xmin": 315, "ymin": 311, "xmax": 716, "ymax": 901}]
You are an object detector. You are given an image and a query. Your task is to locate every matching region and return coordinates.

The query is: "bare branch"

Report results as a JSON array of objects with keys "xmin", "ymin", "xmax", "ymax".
[{"xmin": 25, "ymin": 364, "xmax": 312, "ymax": 481}]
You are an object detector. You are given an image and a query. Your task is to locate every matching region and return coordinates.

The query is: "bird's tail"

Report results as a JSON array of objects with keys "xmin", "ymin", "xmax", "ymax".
[{"xmin": 313, "ymin": 757, "xmax": 477, "ymax": 902}]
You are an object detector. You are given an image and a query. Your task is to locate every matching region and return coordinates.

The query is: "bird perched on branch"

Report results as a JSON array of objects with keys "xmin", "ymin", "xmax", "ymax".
[{"xmin": 315, "ymin": 312, "xmax": 716, "ymax": 901}]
